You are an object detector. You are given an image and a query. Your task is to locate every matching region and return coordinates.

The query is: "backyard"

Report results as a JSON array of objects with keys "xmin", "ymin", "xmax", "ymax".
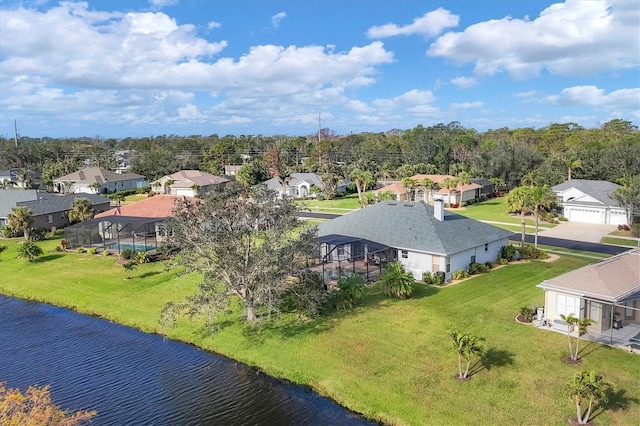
[{"xmin": 0, "ymin": 237, "xmax": 638, "ymax": 425}]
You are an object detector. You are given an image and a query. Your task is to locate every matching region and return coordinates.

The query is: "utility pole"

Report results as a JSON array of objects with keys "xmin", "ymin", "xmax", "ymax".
[{"xmin": 14, "ymin": 119, "xmax": 18, "ymax": 147}]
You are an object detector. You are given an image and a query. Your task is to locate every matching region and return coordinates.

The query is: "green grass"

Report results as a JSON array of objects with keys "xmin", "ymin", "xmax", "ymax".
[
  {"xmin": 455, "ymin": 197, "xmax": 556, "ymax": 228},
  {"xmin": 600, "ymin": 236, "xmax": 640, "ymax": 247},
  {"xmin": 302, "ymin": 193, "xmax": 363, "ymax": 211},
  {"xmin": 1, "ymin": 238, "xmax": 638, "ymax": 425}
]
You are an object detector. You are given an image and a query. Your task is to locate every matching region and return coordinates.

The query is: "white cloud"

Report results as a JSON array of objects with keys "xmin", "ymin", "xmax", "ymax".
[
  {"xmin": 428, "ymin": 0, "xmax": 639, "ymax": 78},
  {"xmin": 367, "ymin": 8, "xmax": 459, "ymax": 38},
  {"xmin": 451, "ymin": 101, "xmax": 483, "ymax": 109},
  {"xmin": 450, "ymin": 76, "xmax": 477, "ymax": 89},
  {"xmin": 515, "ymin": 90, "xmax": 537, "ymax": 98},
  {"xmin": 271, "ymin": 11, "xmax": 286, "ymax": 29},
  {"xmin": 177, "ymin": 103, "xmax": 206, "ymax": 120},
  {"xmin": 543, "ymin": 85, "xmax": 640, "ymax": 110},
  {"xmin": 148, "ymin": 0, "xmax": 179, "ymax": 8},
  {"xmin": 207, "ymin": 21, "xmax": 221, "ymax": 30}
]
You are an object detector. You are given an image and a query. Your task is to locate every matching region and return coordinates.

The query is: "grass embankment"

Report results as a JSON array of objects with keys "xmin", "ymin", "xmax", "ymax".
[
  {"xmin": 600, "ymin": 236, "xmax": 640, "ymax": 248},
  {"xmin": 1, "ymin": 238, "xmax": 639, "ymax": 425}
]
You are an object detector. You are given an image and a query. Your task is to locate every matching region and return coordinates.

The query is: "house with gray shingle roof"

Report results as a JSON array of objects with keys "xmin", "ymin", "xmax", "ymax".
[
  {"xmin": 316, "ymin": 199, "xmax": 513, "ymax": 281},
  {"xmin": 0, "ymin": 189, "xmax": 43, "ymax": 227},
  {"xmin": 150, "ymin": 170, "xmax": 230, "ymax": 197},
  {"xmin": 262, "ymin": 172, "xmax": 349, "ymax": 199},
  {"xmin": 538, "ymin": 248, "xmax": 640, "ymax": 344},
  {"xmin": 551, "ymin": 179, "xmax": 627, "ymax": 225},
  {"xmin": 53, "ymin": 167, "xmax": 147, "ymax": 195}
]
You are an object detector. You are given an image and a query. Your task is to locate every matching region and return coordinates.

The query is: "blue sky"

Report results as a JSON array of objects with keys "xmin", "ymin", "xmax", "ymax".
[{"xmin": 0, "ymin": 0, "xmax": 638, "ymax": 138}]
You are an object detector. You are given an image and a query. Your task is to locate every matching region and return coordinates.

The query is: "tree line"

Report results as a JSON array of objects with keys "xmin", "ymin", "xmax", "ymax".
[{"xmin": 1, "ymin": 119, "xmax": 638, "ymax": 191}]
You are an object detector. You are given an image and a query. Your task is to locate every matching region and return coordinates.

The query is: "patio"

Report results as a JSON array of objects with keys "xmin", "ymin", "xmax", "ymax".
[{"xmin": 534, "ymin": 321, "xmax": 640, "ymax": 354}]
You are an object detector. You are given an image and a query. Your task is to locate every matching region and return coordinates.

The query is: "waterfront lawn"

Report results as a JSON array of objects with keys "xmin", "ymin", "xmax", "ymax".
[{"xmin": 1, "ymin": 238, "xmax": 639, "ymax": 425}]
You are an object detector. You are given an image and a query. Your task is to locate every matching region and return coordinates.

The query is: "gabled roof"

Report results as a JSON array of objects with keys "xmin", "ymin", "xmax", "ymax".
[
  {"xmin": 17, "ymin": 193, "xmax": 111, "ymax": 216},
  {"xmin": 374, "ymin": 182, "xmax": 408, "ymax": 195},
  {"xmin": 95, "ymin": 195, "xmax": 192, "ymax": 219},
  {"xmin": 54, "ymin": 167, "xmax": 145, "ymax": 184},
  {"xmin": 152, "ymin": 170, "xmax": 229, "ymax": 187},
  {"xmin": 551, "ymin": 179, "xmax": 621, "ymax": 207},
  {"xmin": 0, "ymin": 189, "xmax": 43, "ymax": 218},
  {"xmin": 539, "ymin": 248, "xmax": 640, "ymax": 303},
  {"xmin": 317, "ymin": 200, "xmax": 513, "ymax": 255},
  {"xmin": 262, "ymin": 173, "xmax": 324, "ymax": 191}
]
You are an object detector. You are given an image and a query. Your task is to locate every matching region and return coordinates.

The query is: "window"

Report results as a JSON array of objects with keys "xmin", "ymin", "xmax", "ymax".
[
  {"xmin": 337, "ymin": 246, "xmax": 345, "ymax": 256},
  {"xmin": 556, "ymin": 294, "xmax": 580, "ymax": 317},
  {"xmin": 589, "ymin": 302, "xmax": 601, "ymax": 322},
  {"xmin": 445, "ymin": 256, "xmax": 450, "ymax": 273},
  {"xmin": 484, "ymin": 243, "xmax": 489, "ymax": 252},
  {"xmin": 470, "ymin": 255, "xmax": 476, "ymax": 264},
  {"xmin": 47, "ymin": 214, "xmax": 53, "ymax": 224},
  {"xmin": 401, "ymin": 250, "xmax": 408, "ymax": 259}
]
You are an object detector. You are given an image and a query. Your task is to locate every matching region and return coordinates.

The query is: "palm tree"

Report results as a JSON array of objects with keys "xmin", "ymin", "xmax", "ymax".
[
  {"xmin": 16, "ymin": 168, "xmax": 33, "ymax": 189},
  {"xmin": 489, "ymin": 177, "xmax": 504, "ymax": 195},
  {"xmin": 68, "ymin": 198, "xmax": 94, "ymax": 223},
  {"xmin": 528, "ymin": 185, "xmax": 556, "ymax": 248},
  {"xmin": 505, "ymin": 186, "xmax": 529, "ymax": 250},
  {"xmin": 89, "ymin": 182, "xmax": 101, "ymax": 194},
  {"xmin": 441, "ymin": 177, "xmax": 458, "ymax": 207},
  {"xmin": 568, "ymin": 370, "xmax": 611, "ymax": 425},
  {"xmin": 333, "ymin": 274, "xmax": 366, "ymax": 310},
  {"xmin": 520, "ymin": 171, "xmax": 540, "ymax": 186},
  {"xmin": 163, "ymin": 179, "xmax": 175, "ymax": 194},
  {"xmin": 560, "ymin": 314, "xmax": 595, "ymax": 361},
  {"xmin": 611, "ymin": 175, "xmax": 640, "ymax": 226},
  {"xmin": 456, "ymin": 172, "xmax": 472, "ymax": 205},
  {"xmin": 379, "ymin": 262, "xmax": 414, "ymax": 299},
  {"xmin": 420, "ymin": 177, "xmax": 435, "ymax": 203},
  {"xmin": 449, "ymin": 331, "xmax": 485, "ymax": 379},
  {"xmin": 18, "ymin": 241, "xmax": 44, "ymax": 262},
  {"xmin": 565, "ymin": 155, "xmax": 583, "ymax": 181},
  {"xmin": 7, "ymin": 206, "xmax": 33, "ymax": 241},
  {"xmin": 123, "ymin": 261, "xmax": 137, "ymax": 280},
  {"xmin": 401, "ymin": 177, "xmax": 418, "ymax": 201},
  {"xmin": 350, "ymin": 168, "xmax": 374, "ymax": 206}
]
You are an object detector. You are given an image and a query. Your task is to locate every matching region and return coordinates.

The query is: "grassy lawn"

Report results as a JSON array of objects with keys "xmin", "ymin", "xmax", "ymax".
[
  {"xmin": 302, "ymin": 193, "xmax": 364, "ymax": 212},
  {"xmin": 600, "ymin": 236, "xmax": 640, "ymax": 248},
  {"xmin": 455, "ymin": 197, "xmax": 556, "ymax": 228},
  {"xmin": 1, "ymin": 238, "xmax": 638, "ymax": 425}
]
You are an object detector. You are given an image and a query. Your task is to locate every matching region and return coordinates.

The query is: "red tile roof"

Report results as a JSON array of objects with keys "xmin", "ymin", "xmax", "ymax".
[{"xmin": 96, "ymin": 195, "xmax": 192, "ymax": 219}]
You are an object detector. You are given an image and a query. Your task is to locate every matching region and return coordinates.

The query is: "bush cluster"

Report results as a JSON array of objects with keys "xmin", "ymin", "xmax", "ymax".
[
  {"xmin": 452, "ymin": 269, "xmax": 469, "ymax": 280},
  {"xmin": 423, "ymin": 271, "xmax": 446, "ymax": 286},
  {"xmin": 120, "ymin": 249, "xmax": 135, "ymax": 260},
  {"xmin": 468, "ymin": 262, "xmax": 492, "ymax": 275},
  {"xmin": 522, "ymin": 244, "xmax": 548, "ymax": 259}
]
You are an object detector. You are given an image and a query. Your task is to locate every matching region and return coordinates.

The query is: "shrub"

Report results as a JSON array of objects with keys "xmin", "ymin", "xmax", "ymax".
[
  {"xmin": 27, "ymin": 227, "xmax": 47, "ymax": 241},
  {"xmin": 54, "ymin": 245, "xmax": 63, "ymax": 252},
  {"xmin": 632, "ymin": 224, "xmax": 640, "ymax": 238},
  {"xmin": 54, "ymin": 228, "xmax": 65, "ymax": 236},
  {"xmin": 76, "ymin": 247, "xmax": 85, "ymax": 254},
  {"xmin": 499, "ymin": 245, "xmax": 517, "ymax": 261},
  {"xmin": 617, "ymin": 224, "xmax": 630, "ymax": 231},
  {"xmin": 422, "ymin": 271, "xmax": 434, "ymax": 285},
  {"xmin": 484, "ymin": 261, "xmax": 493, "ymax": 269},
  {"xmin": 331, "ymin": 274, "xmax": 366, "ymax": 310},
  {"xmin": 379, "ymin": 262, "xmax": 415, "ymax": 299},
  {"xmin": 18, "ymin": 241, "xmax": 44, "ymax": 262},
  {"xmin": 558, "ymin": 216, "xmax": 568, "ymax": 221},
  {"xmin": 1, "ymin": 225, "xmax": 17, "ymax": 238},
  {"xmin": 102, "ymin": 249, "xmax": 110, "ymax": 257},
  {"xmin": 120, "ymin": 249, "xmax": 134, "ymax": 259},
  {"xmin": 519, "ymin": 305, "xmax": 536, "ymax": 322},
  {"xmin": 87, "ymin": 247, "xmax": 97, "ymax": 255},
  {"xmin": 523, "ymin": 244, "xmax": 548, "ymax": 259},
  {"xmin": 544, "ymin": 212, "xmax": 556, "ymax": 223},
  {"xmin": 433, "ymin": 271, "xmax": 446, "ymax": 286},
  {"xmin": 468, "ymin": 262, "xmax": 490, "ymax": 275},
  {"xmin": 497, "ymin": 258, "xmax": 509, "ymax": 266},
  {"xmin": 134, "ymin": 251, "xmax": 150, "ymax": 264},
  {"xmin": 452, "ymin": 269, "xmax": 469, "ymax": 280}
]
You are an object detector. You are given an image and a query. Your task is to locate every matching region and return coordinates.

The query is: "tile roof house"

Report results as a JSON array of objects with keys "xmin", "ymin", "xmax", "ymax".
[
  {"xmin": 375, "ymin": 174, "xmax": 484, "ymax": 206},
  {"xmin": 150, "ymin": 170, "xmax": 230, "ymax": 198},
  {"xmin": 95, "ymin": 195, "xmax": 186, "ymax": 219},
  {"xmin": 53, "ymin": 167, "xmax": 147, "ymax": 194},
  {"xmin": 551, "ymin": 179, "xmax": 626, "ymax": 225},
  {"xmin": 0, "ymin": 189, "xmax": 111, "ymax": 230},
  {"xmin": 317, "ymin": 200, "xmax": 513, "ymax": 281},
  {"xmin": 262, "ymin": 173, "xmax": 349, "ymax": 198},
  {"xmin": 538, "ymin": 248, "xmax": 640, "ymax": 345}
]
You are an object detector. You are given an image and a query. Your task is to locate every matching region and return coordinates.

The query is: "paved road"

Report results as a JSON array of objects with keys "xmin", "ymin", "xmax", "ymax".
[{"xmin": 297, "ymin": 211, "xmax": 631, "ymax": 256}]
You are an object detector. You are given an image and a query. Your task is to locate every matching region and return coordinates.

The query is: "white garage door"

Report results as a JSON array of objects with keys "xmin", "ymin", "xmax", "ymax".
[
  {"xmin": 609, "ymin": 210, "xmax": 627, "ymax": 226},
  {"xmin": 567, "ymin": 207, "xmax": 603, "ymax": 224},
  {"xmin": 175, "ymin": 188, "xmax": 194, "ymax": 197}
]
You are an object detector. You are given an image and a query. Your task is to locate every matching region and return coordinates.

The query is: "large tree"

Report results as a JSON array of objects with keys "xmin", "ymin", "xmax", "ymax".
[
  {"xmin": 505, "ymin": 187, "xmax": 529, "ymax": 250},
  {"xmin": 7, "ymin": 206, "xmax": 33, "ymax": 240},
  {"xmin": 612, "ymin": 175, "xmax": 640, "ymax": 226},
  {"xmin": 163, "ymin": 184, "xmax": 319, "ymax": 325},
  {"xmin": 527, "ymin": 185, "xmax": 557, "ymax": 248}
]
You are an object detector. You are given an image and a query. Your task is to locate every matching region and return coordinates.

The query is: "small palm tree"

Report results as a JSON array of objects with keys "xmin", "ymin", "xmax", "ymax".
[
  {"xmin": 333, "ymin": 274, "xmax": 366, "ymax": 310},
  {"xmin": 68, "ymin": 198, "xmax": 95, "ymax": 223},
  {"xmin": 123, "ymin": 261, "xmax": 136, "ymax": 279},
  {"xmin": 456, "ymin": 172, "xmax": 472, "ymax": 205},
  {"xmin": 420, "ymin": 178, "xmax": 435, "ymax": 203},
  {"xmin": 568, "ymin": 370, "xmax": 611, "ymax": 425},
  {"xmin": 449, "ymin": 331, "xmax": 486, "ymax": 379},
  {"xmin": 528, "ymin": 185, "xmax": 556, "ymax": 248},
  {"xmin": 441, "ymin": 177, "xmax": 458, "ymax": 207},
  {"xmin": 401, "ymin": 177, "xmax": 418, "ymax": 201},
  {"xmin": 560, "ymin": 314, "xmax": 595, "ymax": 361},
  {"xmin": 379, "ymin": 262, "xmax": 414, "ymax": 299},
  {"xmin": 18, "ymin": 241, "xmax": 44, "ymax": 262},
  {"xmin": 7, "ymin": 206, "xmax": 33, "ymax": 241},
  {"xmin": 505, "ymin": 186, "xmax": 529, "ymax": 250}
]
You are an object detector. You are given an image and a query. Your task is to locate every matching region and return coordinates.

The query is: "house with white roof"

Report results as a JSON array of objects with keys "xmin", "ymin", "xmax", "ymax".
[
  {"xmin": 551, "ymin": 179, "xmax": 627, "ymax": 225},
  {"xmin": 316, "ymin": 199, "xmax": 513, "ymax": 281}
]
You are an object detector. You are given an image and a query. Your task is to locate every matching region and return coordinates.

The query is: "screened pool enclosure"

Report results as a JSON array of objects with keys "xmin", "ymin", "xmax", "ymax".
[{"xmin": 64, "ymin": 216, "xmax": 164, "ymax": 253}]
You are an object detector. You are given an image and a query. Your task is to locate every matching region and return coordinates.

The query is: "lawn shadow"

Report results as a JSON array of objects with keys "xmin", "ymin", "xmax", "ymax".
[
  {"xmin": 590, "ymin": 388, "xmax": 640, "ymax": 421},
  {"xmin": 138, "ymin": 271, "xmax": 161, "ymax": 279},
  {"xmin": 577, "ymin": 340, "xmax": 605, "ymax": 359},
  {"xmin": 469, "ymin": 347, "xmax": 515, "ymax": 376},
  {"xmin": 34, "ymin": 253, "xmax": 65, "ymax": 263}
]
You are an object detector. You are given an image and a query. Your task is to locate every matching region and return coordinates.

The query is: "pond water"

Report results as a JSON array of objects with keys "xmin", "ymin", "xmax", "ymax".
[{"xmin": 0, "ymin": 296, "xmax": 374, "ymax": 425}]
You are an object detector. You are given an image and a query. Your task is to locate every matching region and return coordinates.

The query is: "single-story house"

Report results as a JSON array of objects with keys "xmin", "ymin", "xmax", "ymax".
[
  {"xmin": 375, "ymin": 174, "xmax": 484, "ymax": 206},
  {"xmin": 224, "ymin": 165, "xmax": 243, "ymax": 176},
  {"xmin": 66, "ymin": 195, "xmax": 194, "ymax": 253},
  {"xmin": 1, "ymin": 190, "xmax": 111, "ymax": 230},
  {"xmin": 150, "ymin": 170, "xmax": 230, "ymax": 197},
  {"xmin": 0, "ymin": 169, "xmax": 43, "ymax": 189},
  {"xmin": 262, "ymin": 173, "xmax": 349, "ymax": 199},
  {"xmin": 316, "ymin": 199, "xmax": 513, "ymax": 281},
  {"xmin": 0, "ymin": 189, "xmax": 43, "ymax": 227},
  {"xmin": 538, "ymin": 248, "xmax": 640, "ymax": 346},
  {"xmin": 551, "ymin": 179, "xmax": 627, "ymax": 225},
  {"xmin": 53, "ymin": 167, "xmax": 148, "ymax": 194}
]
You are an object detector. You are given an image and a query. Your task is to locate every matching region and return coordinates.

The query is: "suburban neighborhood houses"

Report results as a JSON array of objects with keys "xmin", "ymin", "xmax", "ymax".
[
  {"xmin": 552, "ymin": 179, "xmax": 627, "ymax": 225},
  {"xmin": 150, "ymin": 170, "xmax": 230, "ymax": 197},
  {"xmin": 53, "ymin": 167, "xmax": 148, "ymax": 194},
  {"xmin": 261, "ymin": 172, "xmax": 350, "ymax": 199}
]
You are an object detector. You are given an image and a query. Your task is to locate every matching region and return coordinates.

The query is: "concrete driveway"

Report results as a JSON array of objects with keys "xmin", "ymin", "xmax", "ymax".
[{"xmin": 538, "ymin": 222, "xmax": 617, "ymax": 243}]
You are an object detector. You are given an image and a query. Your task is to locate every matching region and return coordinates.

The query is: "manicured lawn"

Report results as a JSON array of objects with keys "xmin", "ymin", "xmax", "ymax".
[
  {"xmin": 455, "ymin": 197, "xmax": 556, "ymax": 228},
  {"xmin": 302, "ymin": 193, "xmax": 364, "ymax": 212},
  {"xmin": 600, "ymin": 236, "xmax": 640, "ymax": 247},
  {"xmin": 1, "ymin": 238, "xmax": 638, "ymax": 425}
]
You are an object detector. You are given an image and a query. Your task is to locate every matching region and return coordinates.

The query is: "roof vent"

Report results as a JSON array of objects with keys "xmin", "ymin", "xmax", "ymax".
[
  {"xmin": 388, "ymin": 202, "xmax": 397, "ymax": 205},
  {"xmin": 403, "ymin": 204, "xmax": 414, "ymax": 207}
]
